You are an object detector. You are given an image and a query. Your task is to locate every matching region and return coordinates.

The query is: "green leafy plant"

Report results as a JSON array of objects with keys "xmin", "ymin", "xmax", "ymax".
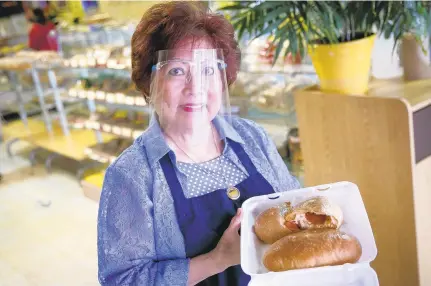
[
  {"xmin": 219, "ymin": 1, "xmax": 430, "ymax": 63},
  {"xmin": 380, "ymin": 1, "xmax": 431, "ymax": 53}
]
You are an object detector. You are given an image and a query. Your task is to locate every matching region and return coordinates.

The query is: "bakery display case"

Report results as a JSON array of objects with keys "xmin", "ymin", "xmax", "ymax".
[
  {"xmin": 67, "ymin": 73, "xmax": 146, "ymax": 108},
  {"xmin": 56, "ymin": 22, "xmax": 134, "ymax": 58},
  {"xmin": 1, "ymin": 20, "xmax": 313, "ymax": 199},
  {"xmin": 84, "ymin": 110, "xmax": 148, "ymax": 140},
  {"xmin": 0, "ymin": 47, "xmax": 123, "ymax": 186},
  {"xmin": 85, "ymin": 137, "xmax": 133, "ymax": 164},
  {"xmin": 0, "ymin": 51, "xmax": 69, "ymax": 142},
  {"xmin": 234, "ymin": 38, "xmax": 317, "ymax": 126},
  {"xmin": 229, "ymin": 38, "xmax": 317, "ymax": 186}
]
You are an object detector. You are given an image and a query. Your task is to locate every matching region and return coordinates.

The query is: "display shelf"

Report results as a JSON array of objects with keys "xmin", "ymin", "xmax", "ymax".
[
  {"xmin": 64, "ymin": 58, "xmax": 131, "ymax": 70},
  {"xmin": 67, "ymin": 107, "xmax": 150, "ymax": 141},
  {"xmin": 68, "ymin": 111, "xmax": 91, "ymax": 130},
  {"xmin": 84, "ymin": 148, "xmax": 114, "ymax": 164},
  {"xmin": 81, "ymin": 13, "xmax": 112, "ymax": 25},
  {"xmin": 231, "ymin": 67, "xmax": 315, "ymax": 129},
  {"xmin": 84, "ymin": 118, "xmax": 145, "ymax": 140},
  {"xmin": 68, "ymin": 112, "xmax": 147, "ymax": 140},
  {"xmin": 1, "ymin": 102, "xmax": 41, "ymax": 118},
  {"xmin": 21, "ymin": 127, "xmax": 115, "ymax": 161},
  {"xmin": 0, "ymin": 51, "xmax": 63, "ymax": 71},
  {"xmin": 62, "ymin": 43, "xmax": 131, "ymax": 70},
  {"xmin": 81, "ymin": 171, "xmax": 105, "ymax": 202},
  {"xmin": 66, "ymin": 88, "xmax": 149, "ymax": 112},
  {"xmin": 66, "ymin": 67, "xmax": 131, "ymax": 78},
  {"xmin": 1, "ymin": 118, "xmax": 48, "ymax": 140},
  {"xmin": 242, "ymin": 62, "xmax": 316, "ymax": 76},
  {"xmin": 1, "ymin": 93, "xmax": 80, "ymax": 119},
  {"xmin": 84, "ymin": 138, "xmax": 133, "ymax": 164},
  {"xmin": 0, "ymin": 88, "xmax": 68, "ymax": 107}
]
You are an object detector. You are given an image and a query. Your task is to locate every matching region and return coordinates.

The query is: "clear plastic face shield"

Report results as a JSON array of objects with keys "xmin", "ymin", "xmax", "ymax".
[{"xmin": 149, "ymin": 49, "xmax": 231, "ymax": 138}]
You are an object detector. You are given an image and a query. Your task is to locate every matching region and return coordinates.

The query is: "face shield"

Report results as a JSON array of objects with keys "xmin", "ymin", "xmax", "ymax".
[{"xmin": 149, "ymin": 49, "xmax": 231, "ymax": 137}]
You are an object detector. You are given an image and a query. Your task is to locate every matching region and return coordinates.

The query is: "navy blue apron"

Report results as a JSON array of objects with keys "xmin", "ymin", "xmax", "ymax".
[{"xmin": 160, "ymin": 140, "xmax": 275, "ymax": 286}]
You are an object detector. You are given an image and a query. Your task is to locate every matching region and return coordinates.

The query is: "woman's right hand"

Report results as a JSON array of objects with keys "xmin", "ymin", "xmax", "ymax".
[
  {"xmin": 187, "ymin": 209, "xmax": 243, "ymax": 285},
  {"xmin": 210, "ymin": 208, "xmax": 243, "ymax": 272}
]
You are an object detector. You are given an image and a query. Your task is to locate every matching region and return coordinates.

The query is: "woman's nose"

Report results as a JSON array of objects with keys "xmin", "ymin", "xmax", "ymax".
[
  {"xmin": 185, "ymin": 70, "xmax": 192, "ymax": 83},
  {"xmin": 184, "ymin": 72, "xmax": 205, "ymax": 89},
  {"xmin": 183, "ymin": 79, "xmax": 206, "ymax": 98}
]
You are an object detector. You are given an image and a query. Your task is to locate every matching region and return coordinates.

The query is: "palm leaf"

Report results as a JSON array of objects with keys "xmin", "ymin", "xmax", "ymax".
[{"xmin": 219, "ymin": 1, "xmax": 431, "ymax": 59}]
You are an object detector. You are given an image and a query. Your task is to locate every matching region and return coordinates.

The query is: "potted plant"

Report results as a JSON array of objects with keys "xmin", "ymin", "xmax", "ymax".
[
  {"xmin": 381, "ymin": 1, "xmax": 431, "ymax": 81},
  {"xmin": 219, "ymin": 1, "xmax": 397, "ymax": 95}
]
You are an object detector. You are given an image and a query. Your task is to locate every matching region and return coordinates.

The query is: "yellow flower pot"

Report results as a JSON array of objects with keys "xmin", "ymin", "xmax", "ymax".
[{"xmin": 308, "ymin": 34, "xmax": 376, "ymax": 95}]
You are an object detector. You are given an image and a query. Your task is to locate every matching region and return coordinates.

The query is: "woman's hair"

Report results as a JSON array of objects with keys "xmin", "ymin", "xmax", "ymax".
[
  {"xmin": 131, "ymin": 1, "xmax": 241, "ymax": 102},
  {"xmin": 32, "ymin": 8, "xmax": 47, "ymax": 25}
]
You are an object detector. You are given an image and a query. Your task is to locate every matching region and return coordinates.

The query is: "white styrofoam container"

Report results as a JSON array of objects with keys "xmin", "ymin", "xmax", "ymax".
[{"xmin": 241, "ymin": 181, "xmax": 378, "ymax": 286}]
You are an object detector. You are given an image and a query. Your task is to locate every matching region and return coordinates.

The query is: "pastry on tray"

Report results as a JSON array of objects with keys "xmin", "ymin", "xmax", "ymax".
[
  {"xmin": 254, "ymin": 196, "xmax": 343, "ymax": 244},
  {"xmin": 254, "ymin": 196, "xmax": 361, "ymax": 272},
  {"xmin": 263, "ymin": 229, "xmax": 362, "ymax": 272}
]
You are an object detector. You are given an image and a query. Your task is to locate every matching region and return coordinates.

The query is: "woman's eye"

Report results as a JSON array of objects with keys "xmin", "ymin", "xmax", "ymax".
[
  {"xmin": 168, "ymin": 68, "xmax": 185, "ymax": 76},
  {"xmin": 203, "ymin": 66, "xmax": 214, "ymax": 76}
]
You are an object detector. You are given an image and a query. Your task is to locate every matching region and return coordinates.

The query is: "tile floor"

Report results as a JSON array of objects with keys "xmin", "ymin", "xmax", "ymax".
[{"xmin": 0, "ymin": 141, "xmax": 99, "ymax": 286}]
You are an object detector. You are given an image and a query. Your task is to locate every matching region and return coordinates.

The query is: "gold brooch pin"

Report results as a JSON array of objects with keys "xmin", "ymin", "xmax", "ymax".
[{"xmin": 227, "ymin": 186, "xmax": 240, "ymax": 200}]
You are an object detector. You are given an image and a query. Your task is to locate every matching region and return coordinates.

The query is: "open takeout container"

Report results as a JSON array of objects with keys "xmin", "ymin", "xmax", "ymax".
[{"xmin": 241, "ymin": 181, "xmax": 379, "ymax": 286}]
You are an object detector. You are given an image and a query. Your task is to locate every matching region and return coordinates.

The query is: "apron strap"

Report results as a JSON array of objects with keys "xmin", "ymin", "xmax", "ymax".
[
  {"xmin": 228, "ymin": 140, "xmax": 258, "ymax": 176},
  {"xmin": 159, "ymin": 153, "xmax": 193, "ymax": 224}
]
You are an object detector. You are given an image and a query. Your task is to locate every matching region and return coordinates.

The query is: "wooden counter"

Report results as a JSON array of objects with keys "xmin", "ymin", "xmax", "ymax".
[{"xmin": 294, "ymin": 79, "xmax": 431, "ymax": 286}]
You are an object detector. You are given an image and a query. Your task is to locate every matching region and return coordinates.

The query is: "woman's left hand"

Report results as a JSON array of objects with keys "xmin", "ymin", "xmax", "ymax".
[
  {"xmin": 210, "ymin": 208, "xmax": 243, "ymax": 272},
  {"xmin": 188, "ymin": 209, "xmax": 243, "ymax": 285}
]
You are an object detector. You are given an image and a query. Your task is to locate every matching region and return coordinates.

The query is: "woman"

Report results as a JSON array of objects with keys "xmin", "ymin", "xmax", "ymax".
[
  {"xmin": 97, "ymin": 2, "xmax": 300, "ymax": 286},
  {"xmin": 28, "ymin": 8, "xmax": 58, "ymax": 51}
]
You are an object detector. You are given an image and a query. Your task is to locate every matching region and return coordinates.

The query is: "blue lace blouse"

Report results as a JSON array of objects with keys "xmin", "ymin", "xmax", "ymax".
[{"xmin": 97, "ymin": 116, "xmax": 300, "ymax": 285}]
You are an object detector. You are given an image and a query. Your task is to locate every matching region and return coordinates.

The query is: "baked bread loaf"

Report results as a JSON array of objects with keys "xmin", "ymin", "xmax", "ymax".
[
  {"xmin": 285, "ymin": 196, "xmax": 343, "ymax": 230},
  {"xmin": 263, "ymin": 229, "xmax": 362, "ymax": 272},
  {"xmin": 254, "ymin": 202, "xmax": 299, "ymax": 244},
  {"xmin": 254, "ymin": 196, "xmax": 343, "ymax": 244}
]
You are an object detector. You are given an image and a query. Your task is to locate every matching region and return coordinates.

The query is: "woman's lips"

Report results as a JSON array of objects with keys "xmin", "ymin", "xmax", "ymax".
[{"xmin": 181, "ymin": 104, "xmax": 205, "ymax": 112}]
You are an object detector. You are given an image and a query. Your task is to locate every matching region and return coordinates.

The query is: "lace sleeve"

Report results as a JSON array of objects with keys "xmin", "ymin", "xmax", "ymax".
[
  {"xmin": 262, "ymin": 128, "xmax": 301, "ymax": 191},
  {"xmin": 244, "ymin": 120, "xmax": 301, "ymax": 192},
  {"xmin": 97, "ymin": 163, "xmax": 189, "ymax": 286}
]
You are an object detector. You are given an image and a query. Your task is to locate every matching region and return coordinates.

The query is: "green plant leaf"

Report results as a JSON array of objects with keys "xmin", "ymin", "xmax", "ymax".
[
  {"xmin": 221, "ymin": 0, "xmax": 431, "ymax": 54},
  {"xmin": 292, "ymin": 5, "xmax": 310, "ymax": 46},
  {"xmin": 251, "ymin": 5, "xmax": 286, "ymax": 31},
  {"xmin": 218, "ymin": 3, "xmax": 247, "ymax": 11},
  {"xmin": 237, "ymin": 20, "xmax": 246, "ymax": 41},
  {"xmin": 272, "ymin": 29, "xmax": 288, "ymax": 66},
  {"xmin": 252, "ymin": 17, "xmax": 286, "ymax": 40}
]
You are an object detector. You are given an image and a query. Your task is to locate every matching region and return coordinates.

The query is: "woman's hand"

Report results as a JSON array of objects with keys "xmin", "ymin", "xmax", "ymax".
[
  {"xmin": 211, "ymin": 208, "xmax": 243, "ymax": 272},
  {"xmin": 187, "ymin": 209, "xmax": 243, "ymax": 286}
]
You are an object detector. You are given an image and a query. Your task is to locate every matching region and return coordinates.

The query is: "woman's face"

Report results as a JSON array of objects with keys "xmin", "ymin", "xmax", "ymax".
[{"xmin": 153, "ymin": 38, "xmax": 224, "ymax": 132}]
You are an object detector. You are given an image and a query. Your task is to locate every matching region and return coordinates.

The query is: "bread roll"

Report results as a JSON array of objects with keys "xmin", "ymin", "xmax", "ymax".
[
  {"xmin": 263, "ymin": 229, "xmax": 362, "ymax": 272},
  {"xmin": 254, "ymin": 197, "xmax": 343, "ymax": 244},
  {"xmin": 285, "ymin": 196, "xmax": 343, "ymax": 230},
  {"xmin": 254, "ymin": 202, "xmax": 299, "ymax": 244}
]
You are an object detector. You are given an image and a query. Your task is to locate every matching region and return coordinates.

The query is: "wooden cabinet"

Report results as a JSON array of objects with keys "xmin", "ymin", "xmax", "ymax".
[{"xmin": 294, "ymin": 79, "xmax": 431, "ymax": 286}]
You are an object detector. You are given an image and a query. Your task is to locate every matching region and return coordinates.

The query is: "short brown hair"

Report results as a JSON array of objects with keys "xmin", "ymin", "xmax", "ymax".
[{"xmin": 131, "ymin": 1, "xmax": 241, "ymax": 101}]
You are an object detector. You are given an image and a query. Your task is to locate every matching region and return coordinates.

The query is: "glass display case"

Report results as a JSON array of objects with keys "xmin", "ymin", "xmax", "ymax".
[{"xmin": 1, "ymin": 20, "xmax": 311, "ymax": 187}]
